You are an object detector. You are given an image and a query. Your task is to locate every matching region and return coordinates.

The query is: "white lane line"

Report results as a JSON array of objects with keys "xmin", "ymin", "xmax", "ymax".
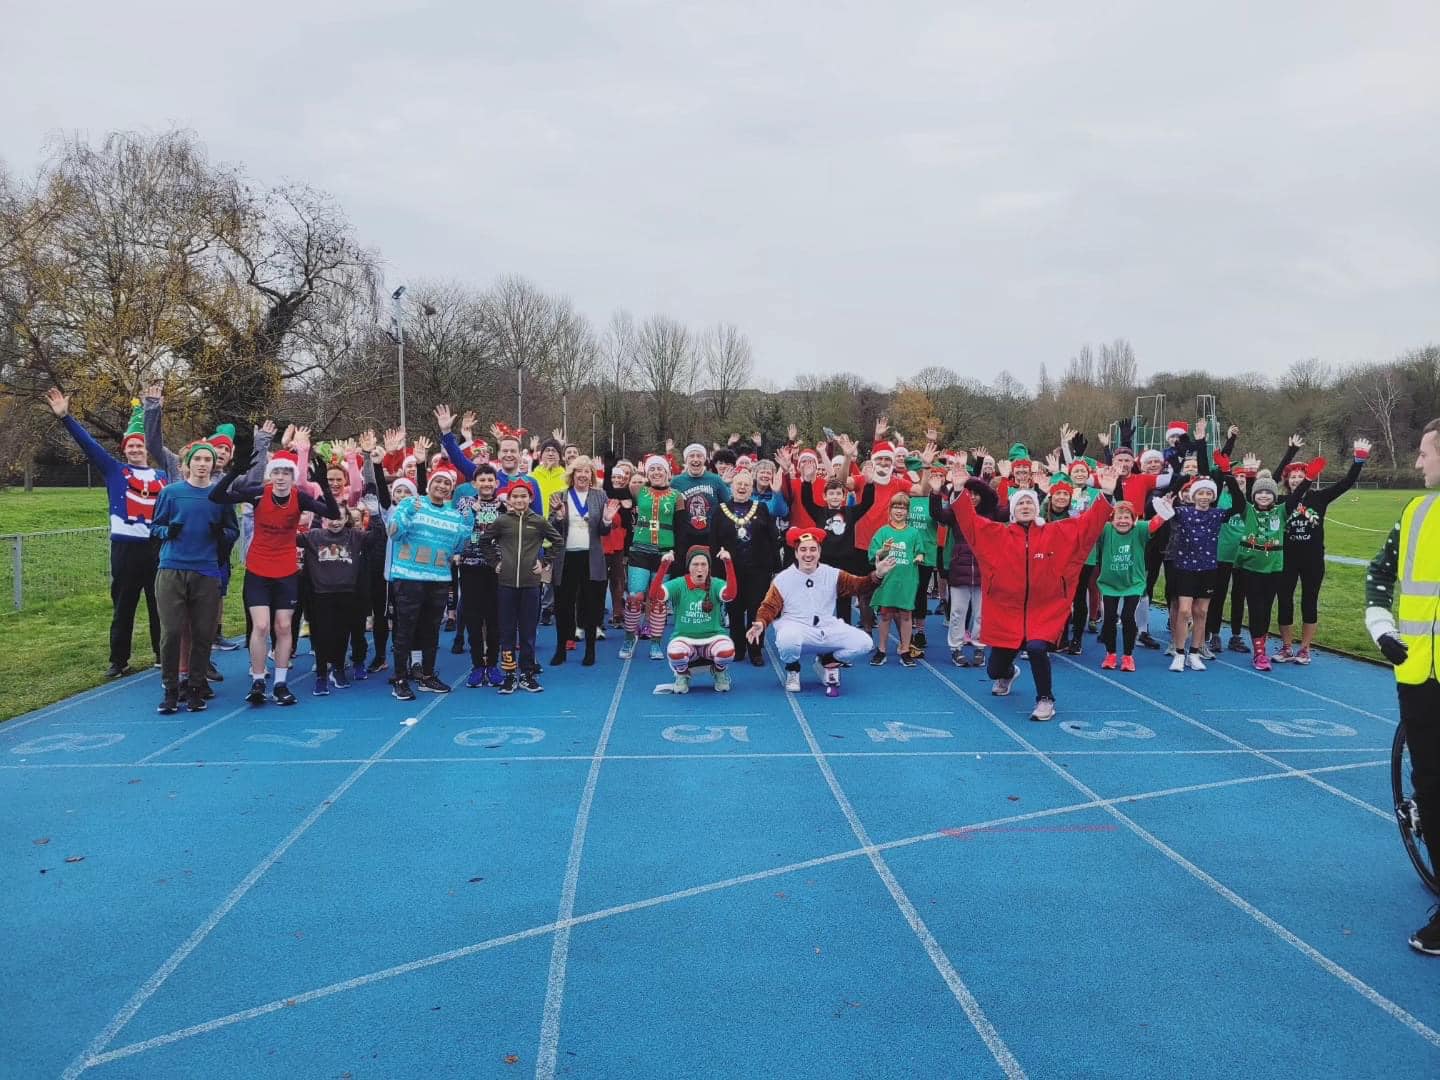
[
  {"xmin": 61, "ymin": 699, "xmax": 438, "ymax": 1079},
  {"xmin": 134, "ymin": 668, "xmax": 317, "ymax": 766},
  {"xmin": 1053, "ymin": 655, "xmax": 1392, "ymax": 821},
  {"xmin": 533, "ymin": 653, "xmax": 633, "ymax": 1080},
  {"xmin": 85, "ymin": 757, "xmax": 1386, "ymax": 1069},
  {"xmin": 769, "ymin": 648, "xmax": 1026, "ymax": 1080},
  {"xmin": 0, "ymin": 747, "xmax": 1394, "ymax": 771},
  {"xmin": 0, "ymin": 669, "xmax": 162, "ymax": 734},
  {"xmin": 920, "ymin": 657, "xmax": 1440, "ymax": 1052},
  {"xmin": 1211, "ymin": 657, "xmax": 1398, "ymax": 726}
]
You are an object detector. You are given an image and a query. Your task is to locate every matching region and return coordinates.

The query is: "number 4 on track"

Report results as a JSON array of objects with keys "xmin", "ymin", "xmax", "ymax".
[{"xmin": 865, "ymin": 721, "xmax": 953, "ymax": 743}]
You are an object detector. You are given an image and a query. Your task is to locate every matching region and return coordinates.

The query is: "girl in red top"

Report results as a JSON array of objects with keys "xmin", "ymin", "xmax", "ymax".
[
  {"xmin": 212, "ymin": 447, "xmax": 338, "ymax": 706},
  {"xmin": 944, "ymin": 455, "xmax": 1116, "ymax": 722}
]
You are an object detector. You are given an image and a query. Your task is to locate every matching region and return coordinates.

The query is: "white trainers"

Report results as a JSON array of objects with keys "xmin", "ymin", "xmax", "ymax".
[
  {"xmin": 1169, "ymin": 654, "xmax": 1185, "ymax": 672},
  {"xmin": 784, "ymin": 669, "xmax": 801, "ymax": 693},
  {"xmin": 1187, "ymin": 653, "xmax": 1207, "ymax": 671},
  {"xmin": 673, "ymin": 672, "xmax": 691, "ymax": 694},
  {"xmin": 1029, "ymin": 697, "xmax": 1056, "ymax": 722}
]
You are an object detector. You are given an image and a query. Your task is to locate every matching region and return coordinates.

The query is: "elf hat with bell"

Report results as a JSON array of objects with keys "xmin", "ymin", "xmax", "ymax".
[{"xmin": 121, "ymin": 399, "xmax": 146, "ymax": 450}]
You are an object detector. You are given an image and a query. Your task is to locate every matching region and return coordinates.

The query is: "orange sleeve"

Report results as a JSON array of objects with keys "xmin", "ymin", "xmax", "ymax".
[
  {"xmin": 837, "ymin": 570, "xmax": 880, "ymax": 598},
  {"xmin": 755, "ymin": 582, "xmax": 785, "ymax": 626}
]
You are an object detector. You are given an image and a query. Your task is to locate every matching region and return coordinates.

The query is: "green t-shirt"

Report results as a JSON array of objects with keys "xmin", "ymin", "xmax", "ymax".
[
  {"xmin": 906, "ymin": 494, "xmax": 938, "ymax": 564},
  {"xmin": 868, "ymin": 524, "xmax": 923, "ymax": 609},
  {"xmin": 661, "ymin": 574, "xmax": 729, "ymax": 638},
  {"xmin": 1233, "ymin": 503, "xmax": 1285, "ymax": 574},
  {"xmin": 1095, "ymin": 523, "xmax": 1149, "ymax": 597},
  {"xmin": 632, "ymin": 487, "xmax": 678, "ymax": 553}
]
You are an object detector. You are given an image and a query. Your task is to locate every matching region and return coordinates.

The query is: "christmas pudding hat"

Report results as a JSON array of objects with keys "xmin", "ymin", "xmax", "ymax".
[{"xmin": 121, "ymin": 399, "xmax": 146, "ymax": 450}]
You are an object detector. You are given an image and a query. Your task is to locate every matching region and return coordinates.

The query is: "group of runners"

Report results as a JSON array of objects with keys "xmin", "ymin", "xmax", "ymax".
[{"xmin": 39, "ymin": 386, "xmax": 1440, "ymax": 952}]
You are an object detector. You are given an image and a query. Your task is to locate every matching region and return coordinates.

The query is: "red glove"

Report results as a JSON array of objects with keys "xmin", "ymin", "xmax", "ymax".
[
  {"xmin": 1304, "ymin": 456, "xmax": 1327, "ymax": 481},
  {"xmin": 1353, "ymin": 443, "xmax": 1370, "ymax": 461},
  {"xmin": 1212, "ymin": 451, "xmax": 1231, "ymax": 473}
]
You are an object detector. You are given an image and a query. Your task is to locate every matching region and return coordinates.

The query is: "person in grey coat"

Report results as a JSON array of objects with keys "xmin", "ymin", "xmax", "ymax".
[{"xmin": 548, "ymin": 456, "xmax": 618, "ymax": 666}]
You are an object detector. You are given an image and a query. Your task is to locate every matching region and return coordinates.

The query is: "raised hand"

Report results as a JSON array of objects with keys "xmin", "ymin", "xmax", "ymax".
[
  {"xmin": 1044, "ymin": 451, "xmax": 1061, "ymax": 474},
  {"xmin": 1242, "ymin": 452, "xmax": 1261, "ymax": 471},
  {"xmin": 860, "ymin": 460, "xmax": 875, "ymax": 484},
  {"xmin": 144, "ymin": 382, "xmax": 164, "ymax": 403},
  {"xmin": 489, "ymin": 422, "xmax": 505, "ymax": 442},
  {"xmin": 1193, "ymin": 417, "xmax": 1207, "ymax": 441},
  {"xmin": 358, "ymin": 429, "xmax": 377, "ymax": 453},
  {"xmin": 44, "ymin": 387, "xmax": 70, "ymax": 418},
  {"xmin": 1227, "ymin": 424, "xmax": 1240, "ymax": 439},
  {"xmin": 434, "ymin": 404, "xmax": 455, "ymax": 432},
  {"xmin": 412, "ymin": 434, "xmax": 433, "ymax": 457},
  {"xmin": 775, "ymin": 445, "xmax": 794, "ymax": 473},
  {"xmin": 258, "ymin": 419, "xmax": 278, "ymax": 438},
  {"xmin": 920, "ymin": 441, "xmax": 937, "ymax": 466},
  {"xmin": 837, "ymin": 434, "xmax": 859, "ymax": 458},
  {"xmin": 927, "ymin": 471, "xmax": 945, "ymax": 494},
  {"xmin": 1288, "ymin": 433, "xmax": 1305, "ymax": 449},
  {"xmin": 528, "ymin": 435, "xmax": 539, "ymax": 453},
  {"xmin": 1036, "ymin": 472, "xmax": 1052, "ymax": 494},
  {"xmin": 281, "ymin": 424, "xmax": 297, "ymax": 449},
  {"xmin": 717, "ymin": 547, "xmax": 732, "ymax": 561},
  {"xmin": 660, "ymin": 550, "xmax": 676, "ymax": 566},
  {"xmin": 1060, "ymin": 422, "xmax": 1075, "ymax": 444},
  {"xmin": 874, "ymin": 415, "xmax": 889, "ymax": 439},
  {"xmin": 665, "ymin": 437, "xmax": 675, "ymax": 454},
  {"xmin": 1096, "ymin": 465, "xmax": 1119, "ymax": 494},
  {"xmin": 552, "ymin": 427, "xmax": 564, "ymax": 441},
  {"xmin": 1097, "ymin": 431, "xmax": 1111, "ymax": 448},
  {"xmin": 787, "ymin": 423, "xmax": 798, "ymax": 443},
  {"xmin": 727, "ymin": 433, "xmax": 740, "ymax": 446},
  {"xmin": 460, "ymin": 411, "xmax": 477, "ymax": 437},
  {"xmin": 1354, "ymin": 437, "xmax": 1372, "ymax": 460},
  {"xmin": 603, "ymin": 498, "xmax": 619, "ymax": 524},
  {"xmin": 997, "ymin": 459, "xmax": 1012, "ymax": 479},
  {"xmin": 383, "ymin": 427, "xmax": 405, "ymax": 453},
  {"xmin": 751, "ymin": 431, "xmax": 762, "ymax": 446},
  {"xmin": 925, "ymin": 425, "xmax": 940, "ymax": 443}
]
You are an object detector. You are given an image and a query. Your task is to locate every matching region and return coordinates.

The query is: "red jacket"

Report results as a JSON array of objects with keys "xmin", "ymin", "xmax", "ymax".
[{"xmin": 952, "ymin": 489, "xmax": 1111, "ymax": 648}]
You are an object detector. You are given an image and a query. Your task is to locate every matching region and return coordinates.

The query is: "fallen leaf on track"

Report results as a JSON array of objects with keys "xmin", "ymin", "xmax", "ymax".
[
  {"xmin": 64, "ymin": 856, "xmax": 85, "ymax": 864},
  {"xmin": 33, "ymin": 838, "xmax": 49, "ymax": 846},
  {"xmin": 468, "ymin": 877, "xmax": 484, "ymax": 883},
  {"xmin": 1006, "ymin": 795, "xmax": 1019, "ymax": 802},
  {"xmin": 504, "ymin": 1054, "xmax": 519, "ymax": 1065}
]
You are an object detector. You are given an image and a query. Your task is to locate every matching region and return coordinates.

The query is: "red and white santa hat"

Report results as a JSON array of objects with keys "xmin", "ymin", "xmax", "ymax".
[
  {"xmin": 1140, "ymin": 448, "xmax": 1164, "ymax": 466},
  {"xmin": 643, "ymin": 454, "xmax": 669, "ymax": 473},
  {"xmin": 797, "ymin": 447, "xmax": 819, "ymax": 464},
  {"xmin": 1165, "ymin": 420, "xmax": 1189, "ymax": 441},
  {"xmin": 870, "ymin": 441, "xmax": 896, "ymax": 460},
  {"xmin": 428, "ymin": 463, "xmax": 460, "ymax": 489},
  {"xmin": 266, "ymin": 450, "xmax": 300, "ymax": 476}
]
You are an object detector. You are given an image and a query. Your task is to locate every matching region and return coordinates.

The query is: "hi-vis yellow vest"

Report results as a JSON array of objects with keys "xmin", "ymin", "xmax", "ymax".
[{"xmin": 1395, "ymin": 493, "xmax": 1440, "ymax": 684}]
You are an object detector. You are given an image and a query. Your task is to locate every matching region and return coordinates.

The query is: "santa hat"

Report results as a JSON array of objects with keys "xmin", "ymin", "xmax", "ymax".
[
  {"xmin": 1009, "ymin": 488, "xmax": 1041, "ymax": 513},
  {"xmin": 870, "ymin": 441, "xmax": 896, "ymax": 460},
  {"xmin": 499, "ymin": 479, "xmax": 533, "ymax": 498},
  {"xmin": 1190, "ymin": 477, "xmax": 1218, "ymax": 499},
  {"xmin": 735, "ymin": 455, "xmax": 754, "ymax": 471},
  {"xmin": 209, "ymin": 423, "xmax": 236, "ymax": 454},
  {"xmin": 786, "ymin": 526, "xmax": 824, "ymax": 547},
  {"xmin": 428, "ymin": 464, "xmax": 459, "ymax": 489},
  {"xmin": 643, "ymin": 454, "xmax": 669, "ymax": 473},
  {"xmin": 797, "ymin": 447, "xmax": 819, "ymax": 464},
  {"xmin": 1165, "ymin": 420, "xmax": 1189, "ymax": 441},
  {"xmin": 1139, "ymin": 448, "xmax": 1163, "ymax": 466},
  {"xmin": 391, "ymin": 477, "xmax": 418, "ymax": 497},
  {"xmin": 121, "ymin": 399, "xmax": 146, "ymax": 450},
  {"xmin": 401, "ymin": 453, "xmax": 418, "ymax": 472},
  {"xmin": 266, "ymin": 450, "xmax": 300, "ymax": 476}
]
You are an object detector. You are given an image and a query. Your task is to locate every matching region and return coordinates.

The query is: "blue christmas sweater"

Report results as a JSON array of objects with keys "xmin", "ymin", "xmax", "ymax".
[
  {"xmin": 388, "ymin": 495, "xmax": 472, "ymax": 583},
  {"xmin": 61, "ymin": 416, "xmax": 167, "ymax": 542}
]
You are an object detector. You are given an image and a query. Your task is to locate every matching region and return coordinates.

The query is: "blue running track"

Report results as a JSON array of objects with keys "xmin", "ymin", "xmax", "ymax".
[{"xmin": 3, "ymin": 622, "xmax": 1437, "ymax": 1078}]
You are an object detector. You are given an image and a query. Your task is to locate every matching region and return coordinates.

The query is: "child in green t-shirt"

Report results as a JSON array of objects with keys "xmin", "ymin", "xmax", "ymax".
[
  {"xmin": 1093, "ymin": 500, "xmax": 1151, "ymax": 671},
  {"xmin": 868, "ymin": 492, "xmax": 925, "ymax": 667},
  {"xmin": 648, "ymin": 546, "xmax": 737, "ymax": 693}
]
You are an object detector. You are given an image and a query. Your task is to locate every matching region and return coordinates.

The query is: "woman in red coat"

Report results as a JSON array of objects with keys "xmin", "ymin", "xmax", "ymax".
[{"xmin": 944, "ymin": 455, "xmax": 1116, "ymax": 721}]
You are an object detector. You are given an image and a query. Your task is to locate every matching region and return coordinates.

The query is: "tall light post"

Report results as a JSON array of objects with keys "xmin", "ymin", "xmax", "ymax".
[{"xmin": 391, "ymin": 285, "xmax": 407, "ymax": 434}]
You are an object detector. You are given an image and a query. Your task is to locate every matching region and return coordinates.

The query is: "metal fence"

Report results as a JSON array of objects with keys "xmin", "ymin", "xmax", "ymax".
[{"xmin": 2, "ymin": 528, "xmax": 114, "ymax": 611}]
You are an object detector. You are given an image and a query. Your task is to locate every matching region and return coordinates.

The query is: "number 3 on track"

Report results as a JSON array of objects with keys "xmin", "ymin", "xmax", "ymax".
[{"xmin": 1059, "ymin": 720, "xmax": 1156, "ymax": 741}]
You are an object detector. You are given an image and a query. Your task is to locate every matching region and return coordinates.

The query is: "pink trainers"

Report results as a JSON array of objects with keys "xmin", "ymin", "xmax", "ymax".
[
  {"xmin": 1101, "ymin": 653, "xmax": 1117, "ymax": 670},
  {"xmin": 1253, "ymin": 637, "xmax": 1272, "ymax": 672},
  {"xmin": 1120, "ymin": 656, "xmax": 1136, "ymax": 672},
  {"xmin": 1294, "ymin": 646, "xmax": 1312, "ymax": 666}
]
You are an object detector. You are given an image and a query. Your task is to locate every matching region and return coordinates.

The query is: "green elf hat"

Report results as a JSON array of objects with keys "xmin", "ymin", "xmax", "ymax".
[
  {"xmin": 121, "ymin": 399, "xmax": 146, "ymax": 451},
  {"xmin": 904, "ymin": 453, "xmax": 925, "ymax": 475},
  {"xmin": 180, "ymin": 439, "xmax": 218, "ymax": 467},
  {"xmin": 208, "ymin": 423, "xmax": 236, "ymax": 455},
  {"xmin": 1007, "ymin": 442, "xmax": 1030, "ymax": 461}
]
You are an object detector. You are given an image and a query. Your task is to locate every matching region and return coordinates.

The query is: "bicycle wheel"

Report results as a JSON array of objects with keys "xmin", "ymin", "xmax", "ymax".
[{"xmin": 1392, "ymin": 721, "xmax": 1440, "ymax": 896}]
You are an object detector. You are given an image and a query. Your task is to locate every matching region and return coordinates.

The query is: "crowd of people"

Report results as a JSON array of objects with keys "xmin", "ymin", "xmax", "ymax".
[{"xmin": 47, "ymin": 389, "xmax": 1371, "ymax": 721}]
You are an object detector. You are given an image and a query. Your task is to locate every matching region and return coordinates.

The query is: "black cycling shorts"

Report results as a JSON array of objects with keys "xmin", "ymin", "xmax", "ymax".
[{"xmin": 243, "ymin": 571, "xmax": 300, "ymax": 611}]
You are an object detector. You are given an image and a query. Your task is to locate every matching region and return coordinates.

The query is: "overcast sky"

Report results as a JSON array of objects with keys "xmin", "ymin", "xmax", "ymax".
[{"xmin": 5, "ymin": 0, "xmax": 1438, "ymax": 388}]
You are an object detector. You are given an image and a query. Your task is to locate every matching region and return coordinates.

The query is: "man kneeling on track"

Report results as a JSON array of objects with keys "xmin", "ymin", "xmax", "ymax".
[
  {"xmin": 746, "ymin": 527, "xmax": 898, "ymax": 696},
  {"xmin": 650, "ymin": 546, "xmax": 737, "ymax": 693}
]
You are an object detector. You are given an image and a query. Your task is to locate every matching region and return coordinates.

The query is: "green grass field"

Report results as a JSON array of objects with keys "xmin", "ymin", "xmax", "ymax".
[{"xmin": 0, "ymin": 484, "xmax": 1423, "ymax": 722}]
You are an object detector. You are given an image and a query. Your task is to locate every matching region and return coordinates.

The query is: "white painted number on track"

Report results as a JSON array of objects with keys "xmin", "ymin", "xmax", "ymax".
[
  {"xmin": 1059, "ymin": 720, "xmax": 1157, "ymax": 741},
  {"xmin": 661, "ymin": 725, "xmax": 751, "ymax": 744},
  {"xmin": 246, "ymin": 729, "xmax": 343, "ymax": 749},
  {"xmin": 865, "ymin": 721, "xmax": 954, "ymax": 743},
  {"xmin": 1248, "ymin": 717, "xmax": 1357, "ymax": 739},
  {"xmin": 9, "ymin": 733, "xmax": 125, "ymax": 755},
  {"xmin": 454, "ymin": 726, "xmax": 546, "ymax": 747}
]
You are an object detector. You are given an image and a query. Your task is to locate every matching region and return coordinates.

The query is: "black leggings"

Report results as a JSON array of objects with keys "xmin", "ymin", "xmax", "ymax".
[
  {"xmin": 987, "ymin": 641, "xmax": 1053, "ymax": 701},
  {"xmin": 1144, "ymin": 537, "xmax": 1164, "ymax": 599},
  {"xmin": 555, "ymin": 551, "xmax": 603, "ymax": 651},
  {"xmin": 460, "ymin": 565, "xmax": 500, "ymax": 667},
  {"xmin": 1245, "ymin": 570, "xmax": 1281, "ymax": 640},
  {"xmin": 913, "ymin": 564, "xmax": 934, "ymax": 620},
  {"xmin": 391, "ymin": 579, "xmax": 448, "ymax": 676},
  {"xmin": 367, "ymin": 571, "xmax": 390, "ymax": 660},
  {"xmin": 1399, "ymin": 681, "xmax": 1440, "ymax": 862},
  {"xmin": 1278, "ymin": 546, "xmax": 1325, "ymax": 626},
  {"xmin": 1207, "ymin": 562, "xmax": 1245, "ymax": 637},
  {"xmin": 1071, "ymin": 564, "xmax": 1097, "ymax": 638},
  {"xmin": 728, "ymin": 564, "xmax": 771, "ymax": 657},
  {"xmin": 1101, "ymin": 594, "xmax": 1141, "ymax": 655}
]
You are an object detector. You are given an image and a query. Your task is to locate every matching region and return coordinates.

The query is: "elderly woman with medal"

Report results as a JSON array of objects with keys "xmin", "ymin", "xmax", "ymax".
[{"xmin": 712, "ymin": 467, "xmax": 780, "ymax": 666}]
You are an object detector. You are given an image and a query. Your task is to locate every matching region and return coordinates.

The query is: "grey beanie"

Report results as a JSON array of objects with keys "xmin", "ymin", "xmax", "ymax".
[{"xmin": 1250, "ymin": 469, "xmax": 1279, "ymax": 501}]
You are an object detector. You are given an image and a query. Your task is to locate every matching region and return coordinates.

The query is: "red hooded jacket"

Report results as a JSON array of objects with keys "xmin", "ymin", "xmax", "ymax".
[{"xmin": 951, "ymin": 488, "xmax": 1111, "ymax": 648}]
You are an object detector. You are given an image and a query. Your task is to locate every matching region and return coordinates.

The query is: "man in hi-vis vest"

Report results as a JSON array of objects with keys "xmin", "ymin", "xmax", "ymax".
[{"xmin": 1366, "ymin": 419, "xmax": 1440, "ymax": 955}]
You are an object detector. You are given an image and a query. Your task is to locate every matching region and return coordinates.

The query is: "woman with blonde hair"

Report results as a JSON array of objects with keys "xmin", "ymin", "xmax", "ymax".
[{"xmin": 549, "ymin": 455, "xmax": 618, "ymax": 666}]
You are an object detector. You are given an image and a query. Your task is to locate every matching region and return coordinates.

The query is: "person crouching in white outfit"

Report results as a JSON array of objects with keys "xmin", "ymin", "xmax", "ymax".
[{"xmin": 746, "ymin": 526, "xmax": 899, "ymax": 696}]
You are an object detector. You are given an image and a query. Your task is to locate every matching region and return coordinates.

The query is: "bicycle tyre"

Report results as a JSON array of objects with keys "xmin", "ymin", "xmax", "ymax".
[{"xmin": 1392, "ymin": 720, "xmax": 1440, "ymax": 896}]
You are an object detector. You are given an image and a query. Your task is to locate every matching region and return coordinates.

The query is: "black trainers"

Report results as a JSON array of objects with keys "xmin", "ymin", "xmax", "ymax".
[
  {"xmin": 869, "ymin": 650, "xmax": 887, "ymax": 667},
  {"xmin": 186, "ymin": 687, "xmax": 209, "ymax": 712},
  {"xmin": 206, "ymin": 661, "xmax": 224, "ymax": 682},
  {"xmin": 366, "ymin": 656, "xmax": 389, "ymax": 674},
  {"xmin": 1137, "ymin": 632, "xmax": 1162, "ymax": 650},
  {"xmin": 519, "ymin": 672, "xmax": 543, "ymax": 693},
  {"xmin": 899, "ymin": 653, "xmax": 917, "ymax": 668},
  {"xmin": 273, "ymin": 683, "xmax": 297, "ymax": 706},
  {"xmin": 417, "ymin": 673, "xmax": 451, "ymax": 694},
  {"xmin": 497, "ymin": 672, "xmax": 517, "ymax": 695},
  {"xmin": 157, "ymin": 688, "xmax": 180, "ymax": 715},
  {"xmin": 330, "ymin": 667, "xmax": 351, "ymax": 690},
  {"xmin": 391, "ymin": 678, "xmax": 417, "ymax": 702},
  {"xmin": 245, "ymin": 678, "xmax": 267, "ymax": 705},
  {"xmin": 105, "ymin": 662, "xmax": 130, "ymax": 679},
  {"xmin": 912, "ymin": 630, "xmax": 928, "ymax": 649},
  {"xmin": 450, "ymin": 635, "xmax": 466, "ymax": 654},
  {"xmin": 1410, "ymin": 905, "xmax": 1440, "ymax": 956}
]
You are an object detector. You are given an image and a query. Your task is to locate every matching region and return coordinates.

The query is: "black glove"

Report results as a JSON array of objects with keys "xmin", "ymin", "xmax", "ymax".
[
  {"xmin": 1119, "ymin": 418, "xmax": 1135, "ymax": 448},
  {"xmin": 1070, "ymin": 431, "xmax": 1088, "ymax": 458},
  {"xmin": 1378, "ymin": 633, "xmax": 1409, "ymax": 665},
  {"xmin": 308, "ymin": 452, "xmax": 326, "ymax": 486}
]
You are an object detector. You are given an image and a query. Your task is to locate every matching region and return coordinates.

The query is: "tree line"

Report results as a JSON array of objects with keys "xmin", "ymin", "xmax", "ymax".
[{"xmin": 1, "ymin": 127, "xmax": 1432, "ymax": 483}]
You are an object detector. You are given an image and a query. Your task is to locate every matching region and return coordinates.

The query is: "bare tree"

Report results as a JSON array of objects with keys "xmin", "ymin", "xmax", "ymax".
[
  {"xmin": 548, "ymin": 300, "xmax": 598, "ymax": 438},
  {"xmin": 1355, "ymin": 362, "xmax": 1403, "ymax": 468},
  {"xmin": 479, "ymin": 274, "xmax": 561, "ymax": 429},
  {"xmin": 633, "ymin": 315, "xmax": 697, "ymax": 442},
  {"xmin": 702, "ymin": 322, "xmax": 753, "ymax": 424},
  {"xmin": 1098, "ymin": 338, "xmax": 1138, "ymax": 392}
]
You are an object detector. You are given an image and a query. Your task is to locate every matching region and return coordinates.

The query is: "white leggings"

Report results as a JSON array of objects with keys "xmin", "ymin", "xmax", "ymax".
[
  {"xmin": 772, "ymin": 619, "xmax": 873, "ymax": 665},
  {"xmin": 947, "ymin": 585, "xmax": 982, "ymax": 648},
  {"xmin": 667, "ymin": 634, "xmax": 734, "ymax": 674}
]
